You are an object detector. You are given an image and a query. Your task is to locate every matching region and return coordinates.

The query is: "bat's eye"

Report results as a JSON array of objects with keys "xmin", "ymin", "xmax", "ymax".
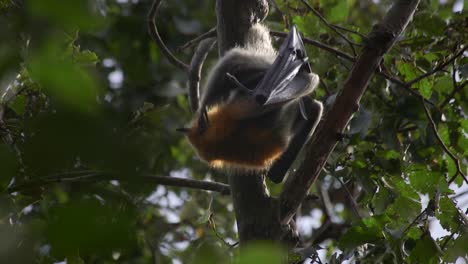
[{"xmin": 255, "ymin": 95, "xmax": 267, "ymax": 105}]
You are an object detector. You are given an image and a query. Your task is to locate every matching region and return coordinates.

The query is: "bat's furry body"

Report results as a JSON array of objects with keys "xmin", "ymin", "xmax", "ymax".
[{"xmin": 185, "ymin": 24, "xmax": 322, "ymax": 181}]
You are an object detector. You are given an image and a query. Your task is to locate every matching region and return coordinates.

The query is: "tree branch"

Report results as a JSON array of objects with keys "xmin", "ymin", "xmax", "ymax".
[
  {"xmin": 177, "ymin": 28, "xmax": 217, "ymax": 52},
  {"xmin": 279, "ymin": 0, "xmax": 421, "ymax": 225},
  {"xmin": 270, "ymin": 30, "xmax": 354, "ymax": 61},
  {"xmin": 406, "ymin": 45, "xmax": 468, "ymax": 86},
  {"xmin": 188, "ymin": 38, "xmax": 216, "ymax": 112},
  {"xmin": 7, "ymin": 171, "xmax": 231, "ymax": 195},
  {"xmin": 421, "ymin": 99, "xmax": 468, "ymax": 184},
  {"xmin": 300, "ymin": 0, "xmax": 359, "ymax": 56},
  {"xmin": 440, "ymin": 80, "xmax": 468, "ymax": 109},
  {"xmin": 148, "ymin": 0, "xmax": 189, "ymax": 71},
  {"xmin": 378, "ymin": 65, "xmax": 430, "ymax": 99}
]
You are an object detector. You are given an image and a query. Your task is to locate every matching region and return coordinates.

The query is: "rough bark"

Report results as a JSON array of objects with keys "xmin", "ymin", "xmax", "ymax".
[{"xmin": 216, "ymin": 0, "xmax": 268, "ymax": 56}]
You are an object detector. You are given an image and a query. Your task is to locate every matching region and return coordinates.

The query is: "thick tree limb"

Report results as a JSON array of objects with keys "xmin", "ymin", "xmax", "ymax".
[
  {"xmin": 7, "ymin": 171, "xmax": 231, "ymax": 195},
  {"xmin": 279, "ymin": 0, "xmax": 421, "ymax": 225}
]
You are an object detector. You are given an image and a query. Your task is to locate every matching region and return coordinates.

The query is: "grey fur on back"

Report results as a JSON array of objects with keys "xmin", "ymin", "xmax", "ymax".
[{"xmin": 200, "ymin": 24, "xmax": 276, "ymax": 109}]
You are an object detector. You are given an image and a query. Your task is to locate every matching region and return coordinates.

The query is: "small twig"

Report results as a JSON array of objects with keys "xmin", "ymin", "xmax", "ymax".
[
  {"xmin": 439, "ymin": 55, "xmax": 467, "ymax": 108},
  {"xmin": 318, "ymin": 181, "xmax": 335, "ymax": 221},
  {"xmin": 208, "ymin": 213, "xmax": 238, "ymax": 247},
  {"xmin": 300, "ymin": 0, "xmax": 359, "ymax": 56},
  {"xmin": 440, "ymin": 80, "xmax": 468, "ymax": 109},
  {"xmin": 188, "ymin": 38, "xmax": 216, "ymax": 112},
  {"xmin": 0, "ymin": 106, "xmax": 24, "ymax": 170},
  {"xmin": 309, "ymin": 250, "xmax": 324, "ymax": 264},
  {"xmin": 406, "ymin": 45, "xmax": 468, "ymax": 86},
  {"xmin": 319, "ymin": 79, "xmax": 331, "ymax": 96},
  {"xmin": 421, "ymin": 99, "xmax": 468, "ymax": 184},
  {"xmin": 441, "ymin": 232, "xmax": 457, "ymax": 250},
  {"xmin": 148, "ymin": 0, "xmax": 189, "ymax": 71},
  {"xmin": 378, "ymin": 65, "xmax": 438, "ymax": 108},
  {"xmin": 268, "ymin": 0, "xmax": 286, "ymax": 19},
  {"xmin": 332, "ymin": 24, "xmax": 367, "ymax": 40},
  {"xmin": 7, "ymin": 171, "xmax": 231, "ymax": 195},
  {"xmin": 334, "ymin": 176, "xmax": 362, "ymax": 219},
  {"xmin": 453, "ymin": 190, "xmax": 468, "ymax": 199},
  {"xmin": 270, "ymin": 30, "xmax": 354, "ymax": 61},
  {"xmin": 403, "ymin": 208, "xmax": 427, "ymax": 235},
  {"xmin": 397, "ymin": 125, "xmax": 418, "ymax": 133},
  {"xmin": 177, "ymin": 28, "xmax": 217, "ymax": 52}
]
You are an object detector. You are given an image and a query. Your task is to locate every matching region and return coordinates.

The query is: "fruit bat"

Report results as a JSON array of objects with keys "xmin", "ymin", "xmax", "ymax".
[{"xmin": 179, "ymin": 24, "xmax": 322, "ymax": 183}]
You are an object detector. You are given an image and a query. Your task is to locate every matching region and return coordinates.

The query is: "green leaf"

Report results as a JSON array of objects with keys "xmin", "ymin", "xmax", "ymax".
[
  {"xmin": 386, "ymin": 196, "xmax": 421, "ymax": 225},
  {"xmin": 352, "ymin": 159, "xmax": 367, "ymax": 169},
  {"xmin": 461, "ymin": 119, "xmax": 468, "ymax": 132},
  {"xmin": 413, "ymin": 11, "xmax": 446, "ymax": 37},
  {"xmin": 74, "ymin": 50, "xmax": 99, "ymax": 66},
  {"xmin": 0, "ymin": 144, "xmax": 18, "ymax": 190},
  {"xmin": 371, "ymin": 184, "xmax": 395, "ymax": 215},
  {"xmin": 438, "ymin": 124, "xmax": 450, "ymax": 145},
  {"xmin": 408, "ymin": 235, "xmax": 440, "ymax": 264},
  {"xmin": 46, "ymin": 198, "xmax": 137, "ymax": 255},
  {"xmin": 238, "ymin": 243, "xmax": 285, "ymax": 264},
  {"xmin": 28, "ymin": 0, "xmax": 106, "ymax": 31},
  {"xmin": 192, "ymin": 243, "xmax": 226, "ymax": 264},
  {"xmin": 397, "ymin": 61, "xmax": 418, "ymax": 81},
  {"xmin": 339, "ymin": 216, "xmax": 387, "ymax": 248},
  {"xmin": 27, "ymin": 41, "xmax": 101, "ymax": 113},
  {"xmin": 9, "ymin": 94, "xmax": 27, "ymax": 116},
  {"xmin": 433, "ymin": 76, "xmax": 453, "ymax": 96},
  {"xmin": 327, "ymin": 1, "xmax": 349, "ymax": 23},
  {"xmin": 416, "ymin": 77, "xmax": 433, "ymax": 99},
  {"xmin": 443, "ymin": 232, "xmax": 468, "ymax": 262},
  {"xmin": 67, "ymin": 253, "xmax": 85, "ymax": 264},
  {"xmin": 437, "ymin": 196, "xmax": 460, "ymax": 232},
  {"xmin": 407, "ymin": 164, "xmax": 446, "ymax": 194},
  {"xmin": 459, "ymin": 63, "xmax": 468, "ymax": 78},
  {"xmin": 292, "ymin": 15, "xmax": 324, "ymax": 37},
  {"xmin": 379, "ymin": 149, "xmax": 400, "ymax": 160},
  {"xmin": 406, "ymin": 226, "xmax": 423, "ymax": 240}
]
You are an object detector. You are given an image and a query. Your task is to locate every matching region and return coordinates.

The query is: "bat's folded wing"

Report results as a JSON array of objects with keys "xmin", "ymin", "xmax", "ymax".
[{"xmin": 253, "ymin": 26, "xmax": 317, "ymax": 106}]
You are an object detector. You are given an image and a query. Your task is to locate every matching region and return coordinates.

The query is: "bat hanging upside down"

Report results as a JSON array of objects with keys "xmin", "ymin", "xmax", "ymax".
[{"xmin": 178, "ymin": 24, "xmax": 323, "ymax": 183}]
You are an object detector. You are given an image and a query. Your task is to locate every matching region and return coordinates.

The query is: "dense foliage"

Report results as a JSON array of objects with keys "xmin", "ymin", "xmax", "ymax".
[{"xmin": 0, "ymin": 0, "xmax": 467, "ymax": 263}]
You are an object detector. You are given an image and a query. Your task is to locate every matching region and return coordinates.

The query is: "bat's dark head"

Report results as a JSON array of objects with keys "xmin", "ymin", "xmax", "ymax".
[{"xmin": 182, "ymin": 100, "xmax": 288, "ymax": 171}]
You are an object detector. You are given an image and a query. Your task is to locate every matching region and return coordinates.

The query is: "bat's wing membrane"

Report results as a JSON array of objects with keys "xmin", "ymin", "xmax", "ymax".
[{"xmin": 253, "ymin": 26, "xmax": 314, "ymax": 106}]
